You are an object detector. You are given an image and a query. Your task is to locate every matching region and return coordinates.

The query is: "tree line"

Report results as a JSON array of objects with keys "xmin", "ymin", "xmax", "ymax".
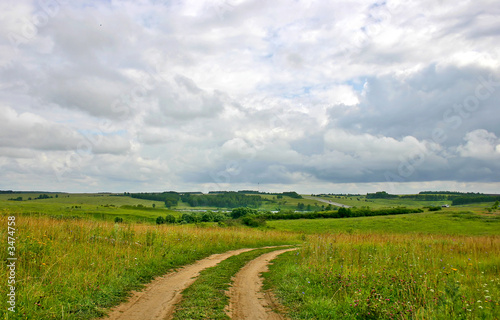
[
  {"xmin": 261, "ymin": 207, "xmax": 423, "ymax": 221},
  {"xmin": 154, "ymin": 206, "xmax": 424, "ymax": 227},
  {"xmin": 452, "ymin": 195, "xmax": 500, "ymax": 205},
  {"xmin": 124, "ymin": 192, "xmax": 180, "ymax": 208},
  {"xmin": 180, "ymin": 192, "xmax": 262, "ymax": 208}
]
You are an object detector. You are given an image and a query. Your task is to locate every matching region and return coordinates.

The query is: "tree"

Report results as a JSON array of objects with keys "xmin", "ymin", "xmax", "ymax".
[
  {"xmin": 156, "ymin": 216, "xmax": 165, "ymax": 224},
  {"xmin": 181, "ymin": 213, "xmax": 196, "ymax": 223},
  {"xmin": 231, "ymin": 207, "xmax": 257, "ymax": 219},
  {"xmin": 165, "ymin": 214, "xmax": 176, "ymax": 224},
  {"xmin": 492, "ymin": 201, "xmax": 499, "ymax": 210}
]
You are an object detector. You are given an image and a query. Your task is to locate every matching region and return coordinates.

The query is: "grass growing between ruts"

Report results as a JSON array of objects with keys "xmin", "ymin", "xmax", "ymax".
[
  {"xmin": 172, "ymin": 247, "xmax": 288, "ymax": 320},
  {"xmin": 264, "ymin": 233, "xmax": 500, "ymax": 319},
  {"xmin": 0, "ymin": 214, "xmax": 300, "ymax": 320}
]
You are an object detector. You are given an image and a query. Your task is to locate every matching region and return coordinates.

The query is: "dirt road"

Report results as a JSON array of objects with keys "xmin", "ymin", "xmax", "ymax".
[
  {"xmin": 227, "ymin": 248, "xmax": 298, "ymax": 320},
  {"xmin": 104, "ymin": 246, "xmax": 294, "ymax": 320},
  {"xmin": 303, "ymin": 195, "xmax": 351, "ymax": 208}
]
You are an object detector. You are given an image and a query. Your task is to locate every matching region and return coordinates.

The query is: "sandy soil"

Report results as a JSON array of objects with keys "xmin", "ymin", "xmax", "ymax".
[{"xmin": 226, "ymin": 248, "xmax": 298, "ymax": 320}]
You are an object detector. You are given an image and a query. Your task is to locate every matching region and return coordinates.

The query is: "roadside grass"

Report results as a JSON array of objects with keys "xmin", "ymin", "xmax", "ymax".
[
  {"xmin": 308, "ymin": 195, "xmax": 454, "ymax": 209},
  {"xmin": 264, "ymin": 233, "xmax": 500, "ymax": 319},
  {"xmin": 0, "ymin": 214, "xmax": 300, "ymax": 320},
  {"xmin": 267, "ymin": 211, "xmax": 500, "ymax": 236},
  {"xmin": 172, "ymin": 247, "xmax": 287, "ymax": 320}
]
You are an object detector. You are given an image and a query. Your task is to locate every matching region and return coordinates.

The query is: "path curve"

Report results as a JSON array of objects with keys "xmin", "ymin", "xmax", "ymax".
[
  {"xmin": 303, "ymin": 196, "xmax": 351, "ymax": 208},
  {"xmin": 227, "ymin": 248, "xmax": 298, "ymax": 320},
  {"xmin": 104, "ymin": 246, "xmax": 290, "ymax": 320}
]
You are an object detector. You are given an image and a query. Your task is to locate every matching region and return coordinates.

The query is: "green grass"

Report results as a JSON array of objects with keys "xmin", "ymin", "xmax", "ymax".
[
  {"xmin": 172, "ymin": 247, "xmax": 288, "ymax": 320},
  {"xmin": 0, "ymin": 214, "xmax": 300, "ymax": 319},
  {"xmin": 267, "ymin": 212, "xmax": 500, "ymax": 236},
  {"xmin": 0, "ymin": 193, "xmax": 177, "ymax": 223},
  {"xmin": 264, "ymin": 233, "xmax": 500, "ymax": 319},
  {"xmin": 307, "ymin": 194, "xmax": 454, "ymax": 209}
]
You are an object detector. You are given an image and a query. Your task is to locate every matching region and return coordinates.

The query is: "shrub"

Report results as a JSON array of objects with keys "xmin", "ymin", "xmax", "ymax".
[
  {"xmin": 165, "ymin": 214, "xmax": 176, "ymax": 224},
  {"xmin": 156, "ymin": 216, "xmax": 165, "ymax": 224},
  {"xmin": 241, "ymin": 216, "xmax": 267, "ymax": 228},
  {"xmin": 428, "ymin": 206, "xmax": 442, "ymax": 211},
  {"xmin": 231, "ymin": 207, "xmax": 258, "ymax": 219}
]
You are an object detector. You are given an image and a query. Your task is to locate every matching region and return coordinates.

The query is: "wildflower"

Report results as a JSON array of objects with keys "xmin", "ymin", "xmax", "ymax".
[{"xmin": 451, "ymin": 268, "xmax": 458, "ymax": 271}]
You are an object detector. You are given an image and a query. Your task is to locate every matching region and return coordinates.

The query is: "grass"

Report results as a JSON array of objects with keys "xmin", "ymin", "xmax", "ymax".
[
  {"xmin": 0, "ymin": 214, "xmax": 300, "ymax": 320},
  {"xmin": 171, "ymin": 247, "xmax": 287, "ymax": 320},
  {"xmin": 308, "ymin": 194, "xmax": 454, "ymax": 209},
  {"xmin": 0, "ymin": 193, "xmax": 177, "ymax": 224},
  {"xmin": 264, "ymin": 233, "xmax": 500, "ymax": 319},
  {"xmin": 2, "ymin": 193, "xmax": 499, "ymax": 319},
  {"xmin": 267, "ymin": 211, "xmax": 500, "ymax": 236}
]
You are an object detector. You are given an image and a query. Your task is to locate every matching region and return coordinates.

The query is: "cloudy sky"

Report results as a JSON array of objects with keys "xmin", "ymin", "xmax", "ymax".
[{"xmin": 1, "ymin": 0, "xmax": 499, "ymax": 194}]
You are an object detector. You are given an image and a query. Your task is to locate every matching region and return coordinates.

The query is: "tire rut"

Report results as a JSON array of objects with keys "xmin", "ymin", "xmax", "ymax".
[{"xmin": 227, "ymin": 248, "xmax": 298, "ymax": 320}]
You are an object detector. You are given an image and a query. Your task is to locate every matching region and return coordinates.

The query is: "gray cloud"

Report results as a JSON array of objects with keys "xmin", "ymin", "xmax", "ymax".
[{"xmin": 1, "ymin": 0, "xmax": 500, "ymax": 193}]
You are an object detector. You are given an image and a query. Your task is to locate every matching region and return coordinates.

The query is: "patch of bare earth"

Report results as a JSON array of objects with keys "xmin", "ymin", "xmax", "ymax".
[{"xmin": 226, "ymin": 248, "xmax": 298, "ymax": 320}]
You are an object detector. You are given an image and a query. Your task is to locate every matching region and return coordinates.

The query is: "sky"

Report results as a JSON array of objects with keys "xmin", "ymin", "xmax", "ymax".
[{"xmin": 0, "ymin": 0, "xmax": 499, "ymax": 194}]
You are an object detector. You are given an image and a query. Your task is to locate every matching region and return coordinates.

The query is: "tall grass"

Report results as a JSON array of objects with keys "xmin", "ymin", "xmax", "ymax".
[
  {"xmin": 265, "ymin": 233, "xmax": 500, "ymax": 319},
  {"xmin": 0, "ymin": 214, "xmax": 300, "ymax": 319}
]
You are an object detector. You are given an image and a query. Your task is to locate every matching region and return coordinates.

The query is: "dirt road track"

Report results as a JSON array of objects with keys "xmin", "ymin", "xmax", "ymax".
[
  {"xmin": 227, "ymin": 248, "xmax": 298, "ymax": 320},
  {"xmin": 104, "ymin": 246, "xmax": 293, "ymax": 320}
]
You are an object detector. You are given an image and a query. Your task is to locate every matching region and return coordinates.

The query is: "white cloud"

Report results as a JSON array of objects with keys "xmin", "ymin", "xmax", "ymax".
[
  {"xmin": 1, "ymin": 0, "xmax": 500, "ymax": 192},
  {"xmin": 457, "ymin": 129, "xmax": 500, "ymax": 160}
]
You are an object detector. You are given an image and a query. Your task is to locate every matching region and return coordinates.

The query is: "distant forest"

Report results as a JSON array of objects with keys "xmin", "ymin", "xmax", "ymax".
[
  {"xmin": 367, "ymin": 191, "xmax": 499, "ymax": 205},
  {"xmin": 120, "ymin": 191, "xmax": 304, "ymax": 208},
  {"xmin": 180, "ymin": 192, "xmax": 262, "ymax": 208}
]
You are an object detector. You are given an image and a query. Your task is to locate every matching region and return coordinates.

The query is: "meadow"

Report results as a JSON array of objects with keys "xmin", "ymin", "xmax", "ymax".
[
  {"xmin": 0, "ymin": 193, "xmax": 176, "ymax": 224},
  {"xmin": 0, "ymin": 214, "xmax": 300, "ymax": 319},
  {"xmin": 264, "ymin": 233, "xmax": 500, "ymax": 319},
  {"xmin": 267, "ymin": 211, "xmax": 500, "ymax": 236},
  {"xmin": 1, "ymin": 192, "xmax": 499, "ymax": 319}
]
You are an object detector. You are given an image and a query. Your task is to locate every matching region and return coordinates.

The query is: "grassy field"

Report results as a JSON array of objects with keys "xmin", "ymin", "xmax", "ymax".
[
  {"xmin": 0, "ymin": 214, "xmax": 300, "ymax": 319},
  {"xmin": 0, "ymin": 193, "xmax": 177, "ymax": 224},
  {"xmin": 2, "ymin": 192, "xmax": 500, "ymax": 319},
  {"xmin": 267, "ymin": 211, "xmax": 500, "ymax": 236},
  {"xmin": 309, "ymin": 194, "xmax": 454, "ymax": 209},
  {"xmin": 264, "ymin": 233, "xmax": 500, "ymax": 319}
]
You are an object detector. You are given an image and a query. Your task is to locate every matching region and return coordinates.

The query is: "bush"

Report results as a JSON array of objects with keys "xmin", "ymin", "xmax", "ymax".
[
  {"xmin": 114, "ymin": 217, "xmax": 123, "ymax": 223},
  {"xmin": 231, "ymin": 207, "xmax": 258, "ymax": 219},
  {"xmin": 156, "ymin": 216, "xmax": 165, "ymax": 224},
  {"xmin": 241, "ymin": 216, "xmax": 267, "ymax": 228},
  {"xmin": 428, "ymin": 206, "xmax": 442, "ymax": 211},
  {"xmin": 165, "ymin": 214, "xmax": 176, "ymax": 224}
]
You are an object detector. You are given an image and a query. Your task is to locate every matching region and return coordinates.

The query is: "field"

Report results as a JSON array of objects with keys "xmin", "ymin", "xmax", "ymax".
[
  {"xmin": 0, "ymin": 193, "xmax": 177, "ymax": 224},
  {"xmin": 1, "ymin": 192, "xmax": 499, "ymax": 319},
  {"xmin": 0, "ymin": 214, "xmax": 300, "ymax": 319},
  {"xmin": 267, "ymin": 211, "xmax": 500, "ymax": 236},
  {"xmin": 265, "ymin": 233, "xmax": 500, "ymax": 319}
]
